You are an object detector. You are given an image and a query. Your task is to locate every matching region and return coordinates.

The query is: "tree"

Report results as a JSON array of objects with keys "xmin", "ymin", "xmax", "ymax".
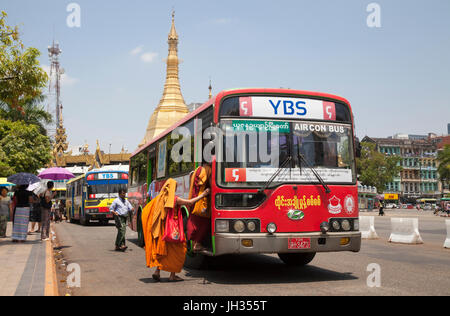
[
  {"xmin": 0, "ymin": 95, "xmax": 52, "ymax": 135},
  {"xmin": 356, "ymin": 142, "xmax": 403, "ymax": 193},
  {"xmin": 0, "ymin": 11, "xmax": 48, "ymax": 114},
  {"xmin": 0, "ymin": 119, "xmax": 52, "ymax": 176},
  {"xmin": 437, "ymin": 145, "xmax": 450, "ymax": 193}
]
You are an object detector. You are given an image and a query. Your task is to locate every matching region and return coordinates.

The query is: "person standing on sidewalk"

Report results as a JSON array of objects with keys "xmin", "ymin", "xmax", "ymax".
[
  {"xmin": 0, "ymin": 187, "xmax": 11, "ymax": 238},
  {"xmin": 110, "ymin": 189, "xmax": 133, "ymax": 252},
  {"xmin": 41, "ymin": 181, "xmax": 56, "ymax": 241},
  {"xmin": 29, "ymin": 193, "xmax": 41, "ymax": 234},
  {"xmin": 11, "ymin": 185, "xmax": 33, "ymax": 242}
]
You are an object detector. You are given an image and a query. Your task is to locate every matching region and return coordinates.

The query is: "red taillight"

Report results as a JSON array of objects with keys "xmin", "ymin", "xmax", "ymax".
[
  {"xmin": 89, "ymin": 194, "xmax": 95, "ymax": 199},
  {"xmin": 87, "ymin": 174, "xmax": 94, "ymax": 181},
  {"xmin": 121, "ymin": 173, "xmax": 128, "ymax": 180}
]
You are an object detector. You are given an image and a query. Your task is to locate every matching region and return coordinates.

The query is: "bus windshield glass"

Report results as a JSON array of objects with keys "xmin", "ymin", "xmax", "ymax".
[
  {"xmin": 218, "ymin": 120, "xmax": 355, "ymax": 188},
  {"xmin": 87, "ymin": 183, "xmax": 127, "ymax": 196}
]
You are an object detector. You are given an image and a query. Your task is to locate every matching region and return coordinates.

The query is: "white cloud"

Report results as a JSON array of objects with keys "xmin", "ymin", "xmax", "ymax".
[
  {"xmin": 61, "ymin": 73, "xmax": 79, "ymax": 86},
  {"xmin": 130, "ymin": 45, "xmax": 144, "ymax": 56},
  {"xmin": 140, "ymin": 52, "xmax": 158, "ymax": 63},
  {"xmin": 41, "ymin": 64, "xmax": 79, "ymax": 87}
]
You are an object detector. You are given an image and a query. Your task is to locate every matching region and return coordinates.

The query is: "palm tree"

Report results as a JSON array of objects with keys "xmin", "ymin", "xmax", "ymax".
[
  {"xmin": 0, "ymin": 94, "xmax": 52, "ymax": 135},
  {"xmin": 437, "ymin": 145, "xmax": 450, "ymax": 196}
]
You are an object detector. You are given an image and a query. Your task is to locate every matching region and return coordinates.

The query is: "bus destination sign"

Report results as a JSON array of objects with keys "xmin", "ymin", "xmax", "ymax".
[{"xmin": 239, "ymin": 96, "xmax": 336, "ymax": 120}]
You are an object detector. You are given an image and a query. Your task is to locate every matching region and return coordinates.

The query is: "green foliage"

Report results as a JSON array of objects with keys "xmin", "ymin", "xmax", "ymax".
[
  {"xmin": 0, "ymin": 119, "xmax": 52, "ymax": 176},
  {"xmin": 0, "ymin": 95, "xmax": 52, "ymax": 135},
  {"xmin": 437, "ymin": 145, "xmax": 450, "ymax": 188},
  {"xmin": 0, "ymin": 11, "xmax": 48, "ymax": 112},
  {"xmin": 356, "ymin": 142, "xmax": 403, "ymax": 193}
]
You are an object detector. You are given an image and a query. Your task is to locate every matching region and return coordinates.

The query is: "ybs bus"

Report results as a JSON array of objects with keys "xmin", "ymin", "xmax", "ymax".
[
  {"xmin": 129, "ymin": 88, "xmax": 361, "ymax": 266},
  {"xmin": 66, "ymin": 170, "xmax": 129, "ymax": 226}
]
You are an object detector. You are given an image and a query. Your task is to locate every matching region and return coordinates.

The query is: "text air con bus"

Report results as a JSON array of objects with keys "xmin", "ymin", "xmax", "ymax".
[
  {"xmin": 66, "ymin": 170, "xmax": 129, "ymax": 226},
  {"xmin": 128, "ymin": 88, "xmax": 361, "ymax": 266}
]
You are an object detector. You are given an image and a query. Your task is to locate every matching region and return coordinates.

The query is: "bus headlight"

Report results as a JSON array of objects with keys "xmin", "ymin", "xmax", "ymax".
[
  {"xmin": 266, "ymin": 222, "xmax": 277, "ymax": 234},
  {"xmin": 233, "ymin": 220, "xmax": 245, "ymax": 233},
  {"xmin": 216, "ymin": 220, "xmax": 229, "ymax": 233},
  {"xmin": 247, "ymin": 221, "xmax": 256, "ymax": 232},
  {"xmin": 332, "ymin": 220, "xmax": 341, "ymax": 231},
  {"xmin": 353, "ymin": 219, "xmax": 359, "ymax": 231},
  {"xmin": 341, "ymin": 219, "xmax": 351, "ymax": 231}
]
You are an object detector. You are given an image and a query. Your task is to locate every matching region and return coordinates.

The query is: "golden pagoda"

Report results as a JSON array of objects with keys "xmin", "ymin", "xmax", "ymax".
[
  {"xmin": 139, "ymin": 11, "xmax": 189, "ymax": 147},
  {"xmin": 52, "ymin": 105, "xmax": 69, "ymax": 162}
]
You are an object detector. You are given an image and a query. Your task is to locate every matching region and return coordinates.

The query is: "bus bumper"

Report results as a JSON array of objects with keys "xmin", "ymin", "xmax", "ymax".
[
  {"xmin": 86, "ymin": 213, "xmax": 114, "ymax": 220},
  {"xmin": 214, "ymin": 231, "xmax": 361, "ymax": 256}
]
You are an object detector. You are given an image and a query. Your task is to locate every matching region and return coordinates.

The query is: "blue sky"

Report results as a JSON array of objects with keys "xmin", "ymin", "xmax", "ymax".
[{"xmin": 2, "ymin": 0, "xmax": 450, "ymax": 153}]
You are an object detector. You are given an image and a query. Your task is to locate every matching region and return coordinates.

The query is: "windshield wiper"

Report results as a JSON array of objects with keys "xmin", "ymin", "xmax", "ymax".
[
  {"xmin": 258, "ymin": 156, "xmax": 292, "ymax": 193},
  {"xmin": 298, "ymin": 153, "xmax": 331, "ymax": 193}
]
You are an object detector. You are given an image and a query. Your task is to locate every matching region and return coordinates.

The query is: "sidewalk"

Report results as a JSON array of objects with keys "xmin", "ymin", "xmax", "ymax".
[{"xmin": 0, "ymin": 222, "xmax": 58, "ymax": 296}]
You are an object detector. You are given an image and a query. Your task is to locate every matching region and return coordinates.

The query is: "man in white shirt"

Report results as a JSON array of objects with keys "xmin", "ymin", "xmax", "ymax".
[{"xmin": 109, "ymin": 189, "xmax": 133, "ymax": 251}]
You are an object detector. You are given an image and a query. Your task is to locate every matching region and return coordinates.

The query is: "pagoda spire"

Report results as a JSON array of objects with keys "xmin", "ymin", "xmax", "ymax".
[{"xmin": 139, "ymin": 11, "xmax": 189, "ymax": 147}]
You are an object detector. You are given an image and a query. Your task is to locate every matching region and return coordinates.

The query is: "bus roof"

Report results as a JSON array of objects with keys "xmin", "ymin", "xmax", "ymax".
[
  {"xmin": 66, "ymin": 174, "xmax": 85, "ymax": 185},
  {"xmin": 131, "ymin": 88, "xmax": 352, "ymax": 157},
  {"xmin": 86, "ymin": 170, "xmax": 128, "ymax": 175}
]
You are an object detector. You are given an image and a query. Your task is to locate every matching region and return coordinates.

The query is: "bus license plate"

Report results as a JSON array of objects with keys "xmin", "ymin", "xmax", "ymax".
[{"xmin": 288, "ymin": 238, "xmax": 311, "ymax": 249}]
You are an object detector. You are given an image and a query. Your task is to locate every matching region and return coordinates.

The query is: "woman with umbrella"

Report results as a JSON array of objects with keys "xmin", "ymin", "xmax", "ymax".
[{"xmin": 7, "ymin": 173, "xmax": 40, "ymax": 242}]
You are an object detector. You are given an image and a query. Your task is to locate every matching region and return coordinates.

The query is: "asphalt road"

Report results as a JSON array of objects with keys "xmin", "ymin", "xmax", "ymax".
[{"xmin": 53, "ymin": 210, "xmax": 450, "ymax": 296}]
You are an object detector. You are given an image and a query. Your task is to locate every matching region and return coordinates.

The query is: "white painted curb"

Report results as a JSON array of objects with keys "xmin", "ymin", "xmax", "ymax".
[
  {"xmin": 388, "ymin": 218, "xmax": 423, "ymax": 244},
  {"xmin": 444, "ymin": 220, "xmax": 450, "ymax": 249},
  {"xmin": 359, "ymin": 216, "xmax": 378, "ymax": 239}
]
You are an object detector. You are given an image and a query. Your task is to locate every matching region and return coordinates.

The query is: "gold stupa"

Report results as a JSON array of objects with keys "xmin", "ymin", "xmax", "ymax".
[{"xmin": 139, "ymin": 11, "xmax": 189, "ymax": 147}]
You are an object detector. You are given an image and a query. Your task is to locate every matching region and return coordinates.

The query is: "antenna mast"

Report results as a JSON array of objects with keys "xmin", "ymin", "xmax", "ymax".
[{"xmin": 47, "ymin": 41, "xmax": 64, "ymax": 139}]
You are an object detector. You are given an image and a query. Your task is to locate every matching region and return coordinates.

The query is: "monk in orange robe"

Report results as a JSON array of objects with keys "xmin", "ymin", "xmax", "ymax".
[
  {"xmin": 141, "ymin": 178, "xmax": 210, "ymax": 282},
  {"xmin": 187, "ymin": 163, "xmax": 212, "ymax": 252}
]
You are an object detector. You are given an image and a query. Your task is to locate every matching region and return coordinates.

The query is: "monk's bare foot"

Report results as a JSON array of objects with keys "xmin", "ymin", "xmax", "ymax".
[
  {"xmin": 169, "ymin": 274, "xmax": 183, "ymax": 282},
  {"xmin": 152, "ymin": 269, "xmax": 161, "ymax": 282}
]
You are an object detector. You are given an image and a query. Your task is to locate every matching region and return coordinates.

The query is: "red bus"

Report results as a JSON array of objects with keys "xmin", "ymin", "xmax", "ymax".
[{"xmin": 128, "ymin": 88, "xmax": 361, "ymax": 266}]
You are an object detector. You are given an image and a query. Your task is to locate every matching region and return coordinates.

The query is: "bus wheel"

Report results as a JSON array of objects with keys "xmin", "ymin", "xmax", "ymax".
[
  {"xmin": 137, "ymin": 208, "xmax": 145, "ymax": 248},
  {"xmin": 80, "ymin": 216, "xmax": 90, "ymax": 226},
  {"xmin": 278, "ymin": 252, "xmax": 316, "ymax": 266}
]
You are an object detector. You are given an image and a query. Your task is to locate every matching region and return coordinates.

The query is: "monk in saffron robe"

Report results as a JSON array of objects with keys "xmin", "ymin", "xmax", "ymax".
[
  {"xmin": 187, "ymin": 163, "xmax": 212, "ymax": 252},
  {"xmin": 141, "ymin": 178, "xmax": 210, "ymax": 282}
]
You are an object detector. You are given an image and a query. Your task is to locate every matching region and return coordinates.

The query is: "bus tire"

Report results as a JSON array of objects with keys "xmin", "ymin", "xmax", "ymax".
[
  {"xmin": 137, "ymin": 207, "xmax": 145, "ymax": 248},
  {"xmin": 80, "ymin": 216, "xmax": 90, "ymax": 226},
  {"xmin": 278, "ymin": 252, "xmax": 316, "ymax": 266}
]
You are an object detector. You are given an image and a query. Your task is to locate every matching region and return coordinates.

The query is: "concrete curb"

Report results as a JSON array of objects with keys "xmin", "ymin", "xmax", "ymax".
[{"xmin": 44, "ymin": 226, "xmax": 59, "ymax": 296}]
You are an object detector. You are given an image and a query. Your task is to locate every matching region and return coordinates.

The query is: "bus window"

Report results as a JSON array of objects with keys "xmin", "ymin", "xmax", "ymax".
[{"xmin": 168, "ymin": 132, "xmax": 181, "ymax": 176}]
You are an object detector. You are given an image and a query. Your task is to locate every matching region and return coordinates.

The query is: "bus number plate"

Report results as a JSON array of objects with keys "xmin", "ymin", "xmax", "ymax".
[{"xmin": 288, "ymin": 238, "xmax": 311, "ymax": 249}]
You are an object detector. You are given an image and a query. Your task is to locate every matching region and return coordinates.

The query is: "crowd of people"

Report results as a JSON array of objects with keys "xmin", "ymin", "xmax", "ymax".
[{"xmin": 0, "ymin": 181, "xmax": 68, "ymax": 243}]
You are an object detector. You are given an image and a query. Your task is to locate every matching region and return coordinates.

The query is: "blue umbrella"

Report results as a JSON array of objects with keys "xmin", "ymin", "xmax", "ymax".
[{"xmin": 7, "ymin": 173, "xmax": 41, "ymax": 186}]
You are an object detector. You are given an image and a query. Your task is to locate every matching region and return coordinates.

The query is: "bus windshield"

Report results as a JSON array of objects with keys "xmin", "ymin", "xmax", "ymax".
[
  {"xmin": 218, "ymin": 120, "xmax": 356, "ymax": 188},
  {"xmin": 87, "ymin": 183, "xmax": 127, "ymax": 196}
]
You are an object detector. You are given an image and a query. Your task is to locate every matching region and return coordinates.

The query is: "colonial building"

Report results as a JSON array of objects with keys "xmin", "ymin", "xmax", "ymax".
[
  {"xmin": 362, "ymin": 134, "xmax": 441, "ymax": 202},
  {"xmin": 139, "ymin": 12, "xmax": 189, "ymax": 147}
]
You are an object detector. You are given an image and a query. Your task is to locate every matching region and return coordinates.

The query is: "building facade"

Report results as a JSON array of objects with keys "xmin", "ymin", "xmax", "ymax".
[{"xmin": 362, "ymin": 135, "xmax": 441, "ymax": 202}]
